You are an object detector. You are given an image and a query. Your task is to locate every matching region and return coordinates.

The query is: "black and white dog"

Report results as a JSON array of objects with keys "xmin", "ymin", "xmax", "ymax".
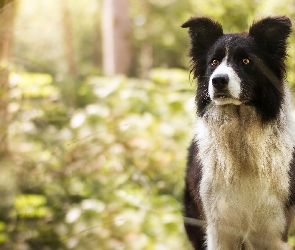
[{"xmin": 182, "ymin": 16, "xmax": 295, "ymax": 249}]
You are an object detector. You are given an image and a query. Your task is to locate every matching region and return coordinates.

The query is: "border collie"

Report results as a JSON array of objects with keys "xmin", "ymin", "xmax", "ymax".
[{"xmin": 182, "ymin": 16, "xmax": 295, "ymax": 249}]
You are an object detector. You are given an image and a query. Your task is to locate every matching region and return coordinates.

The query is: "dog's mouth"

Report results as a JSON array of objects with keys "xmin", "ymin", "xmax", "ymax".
[
  {"xmin": 212, "ymin": 93, "xmax": 242, "ymax": 106},
  {"xmin": 214, "ymin": 93, "xmax": 229, "ymax": 99}
]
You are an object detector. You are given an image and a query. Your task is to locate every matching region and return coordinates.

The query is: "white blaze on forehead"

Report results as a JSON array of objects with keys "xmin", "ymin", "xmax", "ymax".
[{"xmin": 208, "ymin": 56, "xmax": 242, "ymax": 105}]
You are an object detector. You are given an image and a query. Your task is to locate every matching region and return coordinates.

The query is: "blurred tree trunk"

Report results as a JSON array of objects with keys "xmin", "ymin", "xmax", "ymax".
[
  {"xmin": 93, "ymin": 9, "xmax": 102, "ymax": 69},
  {"xmin": 60, "ymin": 0, "xmax": 77, "ymax": 76},
  {"xmin": 102, "ymin": 0, "xmax": 131, "ymax": 76},
  {"xmin": 140, "ymin": 43, "xmax": 153, "ymax": 79},
  {"xmin": 0, "ymin": 0, "xmax": 16, "ymax": 156},
  {"xmin": 93, "ymin": 32, "xmax": 102, "ymax": 69}
]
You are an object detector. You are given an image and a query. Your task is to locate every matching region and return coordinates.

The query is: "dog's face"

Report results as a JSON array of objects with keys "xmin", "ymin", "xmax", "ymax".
[
  {"xmin": 206, "ymin": 34, "xmax": 253, "ymax": 106},
  {"xmin": 182, "ymin": 17, "xmax": 292, "ymax": 122}
]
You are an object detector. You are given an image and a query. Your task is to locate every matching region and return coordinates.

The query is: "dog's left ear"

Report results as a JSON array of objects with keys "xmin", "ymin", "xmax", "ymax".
[
  {"xmin": 249, "ymin": 16, "xmax": 292, "ymax": 56},
  {"xmin": 181, "ymin": 17, "xmax": 223, "ymax": 52}
]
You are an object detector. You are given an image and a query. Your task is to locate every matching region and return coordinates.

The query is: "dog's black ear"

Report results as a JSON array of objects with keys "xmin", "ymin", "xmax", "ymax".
[
  {"xmin": 182, "ymin": 17, "xmax": 223, "ymax": 51},
  {"xmin": 182, "ymin": 17, "xmax": 223, "ymax": 80},
  {"xmin": 249, "ymin": 16, "xmax": 292, "ymax": 56}
]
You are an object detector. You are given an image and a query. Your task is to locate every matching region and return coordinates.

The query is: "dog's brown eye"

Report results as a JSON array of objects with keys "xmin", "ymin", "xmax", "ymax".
[
  {"xmin": 211, "ymin": 59, "xmax": 219, "ymax": 66},
  {"xmin": 242, "ymin": 58, "xmax": 250, "ymax": 65}
]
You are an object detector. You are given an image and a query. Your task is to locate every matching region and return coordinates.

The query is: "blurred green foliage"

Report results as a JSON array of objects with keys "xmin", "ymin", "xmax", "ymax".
[{"xmin": 3, "ymin": 70, "xmax": 195, "ymax": 249}]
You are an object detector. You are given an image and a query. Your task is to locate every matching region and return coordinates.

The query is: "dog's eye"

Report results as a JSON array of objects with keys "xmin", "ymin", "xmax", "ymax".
[
  {"xmin": 242, "ymin": 58, "xmax": 250, "ymax": 65},
  {"xmin": 211, "ymin": 59, "xmax": 219, "ymax": 66}
]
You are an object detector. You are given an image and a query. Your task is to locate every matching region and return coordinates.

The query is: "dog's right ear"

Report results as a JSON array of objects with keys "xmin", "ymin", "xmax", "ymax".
[{"xmin": 181, "ymin": 17, "xmax": 223, "ymax": 51}]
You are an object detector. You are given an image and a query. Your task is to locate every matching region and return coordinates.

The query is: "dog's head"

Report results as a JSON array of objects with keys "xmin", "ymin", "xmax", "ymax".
[{"xmin": 182, "ymin": 16, "xmax": 292, "ymax": 122}]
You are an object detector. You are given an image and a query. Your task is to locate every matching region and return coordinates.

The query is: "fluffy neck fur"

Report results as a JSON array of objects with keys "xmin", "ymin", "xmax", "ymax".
[{"xmin": 194, "ymin": 96, "xmax": 295, "ymax": 190}]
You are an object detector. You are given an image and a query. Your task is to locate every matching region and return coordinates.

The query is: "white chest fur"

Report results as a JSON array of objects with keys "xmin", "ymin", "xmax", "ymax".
[{"xmin": 194, "ymin": 104, "xmax": 295, "ymax": 249}]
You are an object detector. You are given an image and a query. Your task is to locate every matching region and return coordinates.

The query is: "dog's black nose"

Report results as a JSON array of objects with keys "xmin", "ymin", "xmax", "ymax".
[{"xmin": 212, "ymin": 74, "xmax": 229, "ymax": 90}]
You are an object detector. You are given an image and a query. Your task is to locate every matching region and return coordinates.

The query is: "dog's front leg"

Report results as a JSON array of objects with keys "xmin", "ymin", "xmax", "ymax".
[{"xmin": 206, "ymin": 224, "xmax": 242, "ymax": 250}]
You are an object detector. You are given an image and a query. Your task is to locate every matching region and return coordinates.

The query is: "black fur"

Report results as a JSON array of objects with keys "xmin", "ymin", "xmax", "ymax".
[{"xmin": 183, "ymin": 141, "xmax": 205, "ymax": 249}]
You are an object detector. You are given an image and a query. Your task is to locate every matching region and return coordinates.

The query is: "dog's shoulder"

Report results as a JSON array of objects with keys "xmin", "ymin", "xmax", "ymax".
[
  {"xmin": 186, "ymin": 140, "xmax": 202, "ymax": 191},
  {"xmin": 287, "ymin": 149, "xmax": 295, "ymax": 207}
]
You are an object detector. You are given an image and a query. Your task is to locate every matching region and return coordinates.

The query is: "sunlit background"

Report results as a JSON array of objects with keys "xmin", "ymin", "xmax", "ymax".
[{"xmin": 1, "ymin": 0, "xmax": 295, "ymax": 249}]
